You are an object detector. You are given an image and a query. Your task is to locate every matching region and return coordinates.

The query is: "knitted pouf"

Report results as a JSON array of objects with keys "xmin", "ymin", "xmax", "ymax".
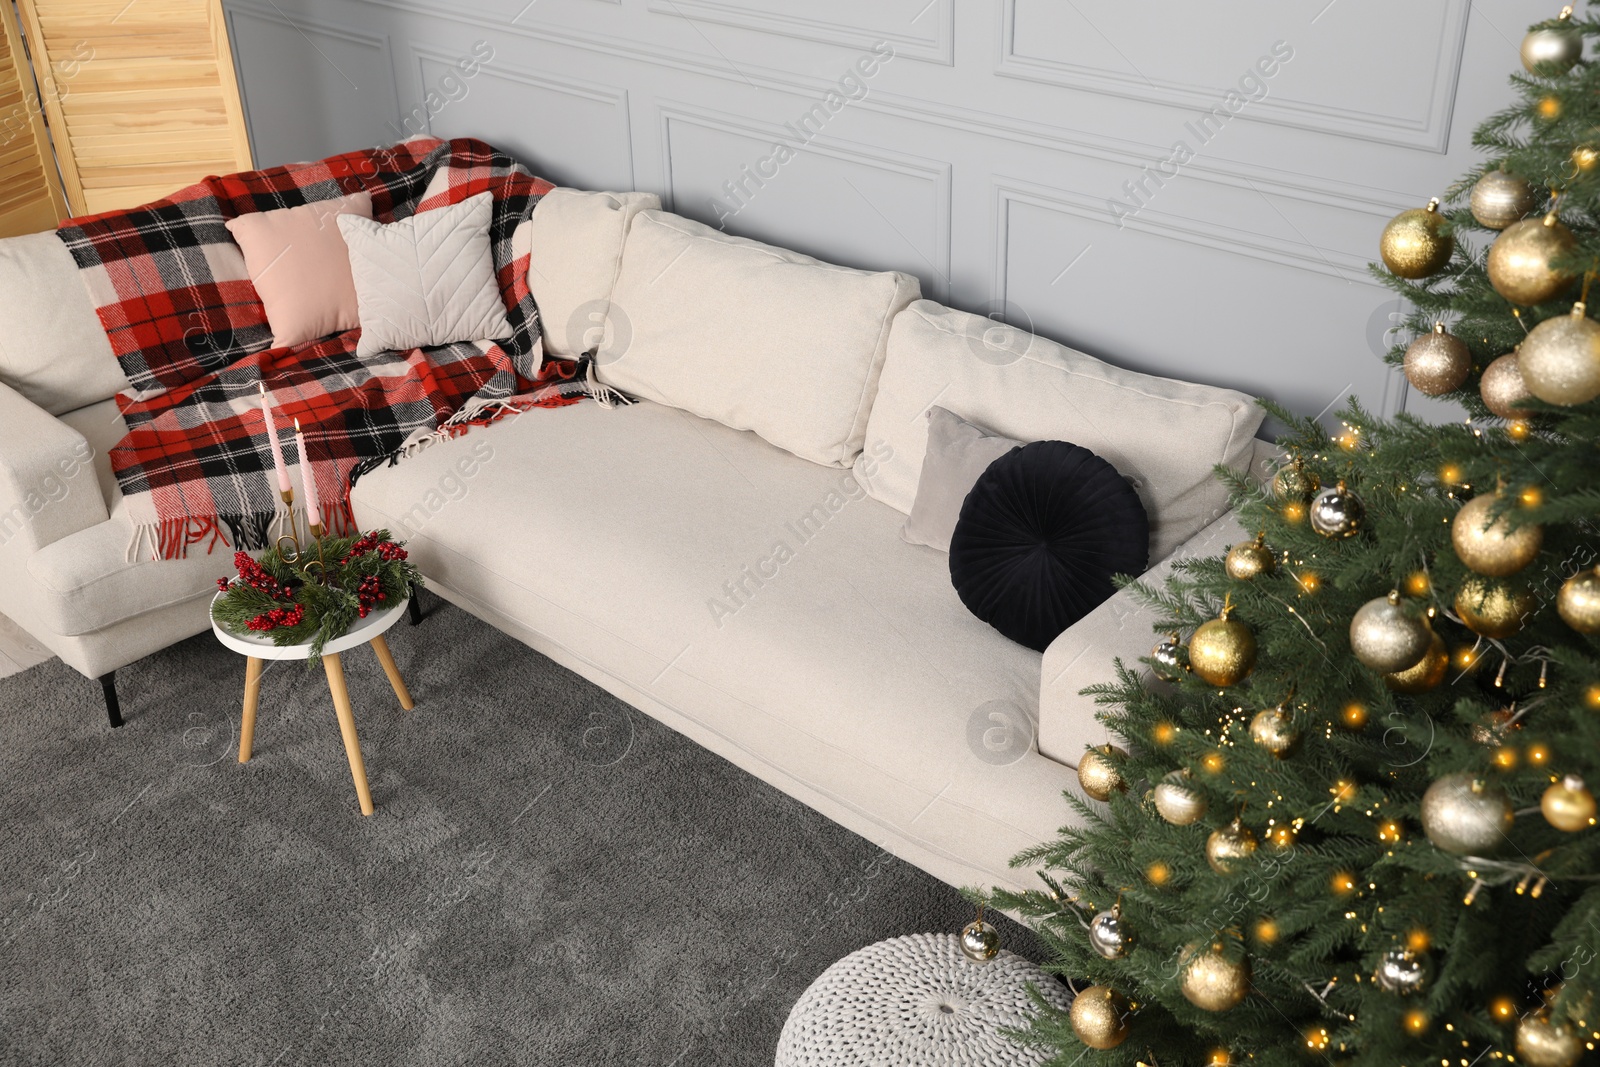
[{"xmin": 774, "ymin": 933, "xmax": 1071, "ymax": 1067}]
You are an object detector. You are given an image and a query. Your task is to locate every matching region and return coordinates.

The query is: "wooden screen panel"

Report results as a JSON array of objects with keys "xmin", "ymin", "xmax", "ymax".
[
  {"xmin": 0, "ymin": 0, "xmax": 68, "ymax": 237},
  {"xmin": 17, "ymin": 0, "xmax": 253, "ymax": 217}
]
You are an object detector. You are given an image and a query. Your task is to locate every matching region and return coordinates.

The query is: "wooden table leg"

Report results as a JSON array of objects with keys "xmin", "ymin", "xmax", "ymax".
[
  {"xmin": 321, "ymin": 653, "xmax": 374, "ymax": 816},
  {"xmin": 239, "ymin": 657, "xmax": 264, "ymax": 763},
  {"xmin": 369, "ymin": 635, "xmax": 414, "ymax": 710}
]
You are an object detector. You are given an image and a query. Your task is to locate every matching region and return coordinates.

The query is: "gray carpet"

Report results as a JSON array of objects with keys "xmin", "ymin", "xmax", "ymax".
[{"xmin": 0, "ymin": 594, "xmax": 1045, "ymax": 1066}]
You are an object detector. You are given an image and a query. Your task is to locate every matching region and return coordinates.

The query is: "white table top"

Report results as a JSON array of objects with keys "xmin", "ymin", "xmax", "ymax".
[{"xmin": 210, "ymin": 593, "xmax": 409, "ymax": 660}]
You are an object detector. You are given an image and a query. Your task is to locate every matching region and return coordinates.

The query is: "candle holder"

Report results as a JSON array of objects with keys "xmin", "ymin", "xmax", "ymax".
[{"xmin": 274, "ymin": 489, "xmax": 329, "ymax": 585}]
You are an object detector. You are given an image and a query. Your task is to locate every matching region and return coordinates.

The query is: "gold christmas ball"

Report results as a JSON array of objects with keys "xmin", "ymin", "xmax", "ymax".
[
  {"xmin": 1248, "ymin": 705, "xmax": 1298, "ymax": 757},
  {"xmin": 1180, "ymin": 941, "xmax": 1251, "ymax": 1012},
  {"xmin": 1225, "ymin": 534, "xmax": 1275, "ymax": 581},
  {"xmin": 1515, "ymin": 1011, "xmax": 1584, "ymax": 1067},
  {"xmin": 1380, "ymin": 199, "xmax": 1454, "ymax": 279},
  {"xmin": 1154, "ymin": 769, "xmax": 1207, "ymax": 825},
  {"xmin": 1481, "ymin": 352, "xmax": 1535, "ymax": 419},
  {"xmin": 1521, "ymin": 18, "xmax": 1584, "ymax": 75},
  {"xmin": 1384, "ymin": 630, "xmax": 1449, "ymax": 694},
  {"xmin": 1069, "ymin": 985, "xmax": 1130, "ymax": 1050},
  {"xmin": 1309, "ymin": 481, "xmax": 1365, "ymax": 539},
  {"xmin": 1271, "ymin": 458, "xmax": 1319, "ymax": 502},
  {"xmin": 1471, "ymin": 169, "xmax": 1537, "ymax": 230},
  {"xmin": 1455, "ymin": 577, "xmax": 1536, "ymax": 639},
  {"xmin": 1077, "ymin": 744, "xmax": 1128, "ymax": 802},
  {"xmin": 1349, "ymin": 591, "xmax": 1433, "ymax": 673},
  {"xmin": 1188, "ymin": 611, "xmax": 1256, "ymax": 687},
  {"xmin": 1487, "ymin": 213, "xmax": 1577, "ymax": 306},
  {"xmin": 1520, "ymin": 301, "xmax": 1600, "ymax": 405},
  {"xmin": 1421, "ymin": 772, "xmax": 1513, "ymax": 855},
  {"xmin": 1206, "ymin": 819, "xmax": 1258, "ymax": 875},
  {"xmin": 1403, "ymin": 322, "xmax": 1473, "ymax": 396},
  {"xmin": 1558, "ymin": 567, "xmax": 1600, "ymax": 632},
  {"xmin": 1452, "ymin": 494, "xmax": 1543, "ymax": 577},
  {"xmin": 1542, "ymin": 775, "xmax": 1597, "ymax": 831}
]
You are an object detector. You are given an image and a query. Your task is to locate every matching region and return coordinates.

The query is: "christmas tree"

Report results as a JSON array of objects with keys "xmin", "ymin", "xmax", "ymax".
[{"xmin": 994, "ymin": 7, "xmax": 1600, "ymax": 1066}]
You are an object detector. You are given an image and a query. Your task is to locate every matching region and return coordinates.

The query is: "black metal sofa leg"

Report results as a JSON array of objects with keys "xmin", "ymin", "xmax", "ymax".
[
  {"xmin": 99, "ymin": 672, "xmax": 123, "ymax": 728},
  {"xmin": 407, "ymin": 596, "xmax": 423, "ymax": 627}
]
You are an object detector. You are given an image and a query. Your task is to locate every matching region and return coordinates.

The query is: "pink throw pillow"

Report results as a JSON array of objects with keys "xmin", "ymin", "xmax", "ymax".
[{"xmin": 225, "ymin": 192, "xmax": 374, "ymax": 349}]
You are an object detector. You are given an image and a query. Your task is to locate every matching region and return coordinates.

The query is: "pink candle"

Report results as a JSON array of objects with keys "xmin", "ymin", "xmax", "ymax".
[
  {"xmin": 294, "ymin": 418, "xmax": 323, "ymax": 533},
  {"xmin": 259, "ymin": 383, "xmax": 292, "ymax": 498}
]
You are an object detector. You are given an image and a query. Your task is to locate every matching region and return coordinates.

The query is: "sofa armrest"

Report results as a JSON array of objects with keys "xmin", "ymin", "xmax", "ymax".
[
  {"xmin": 1038, "ymin": 507, "xmax": 1249, "ymax": 768},
  {"xmin": 0, "ymin": 380, "xmax": 108, "ymax": 556}
]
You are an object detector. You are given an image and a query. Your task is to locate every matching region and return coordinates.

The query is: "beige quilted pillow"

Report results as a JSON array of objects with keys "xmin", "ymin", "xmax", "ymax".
[{"xmin": 337, "ymin": 191, "xmax": 512, "ymax": 358}]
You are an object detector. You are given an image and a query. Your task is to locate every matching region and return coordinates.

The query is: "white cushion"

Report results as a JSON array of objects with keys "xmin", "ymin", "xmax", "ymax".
[
  {"xmin": 338, "ymin": 191, "xmax": 513, "ymax": 358},
  {"xmin": 596, "ymin": 210, "xmax": 921, "ymax": 468},
  {"xmin": 516, "ymin": 187, "xmax": 661, "ymax": 359},
  {"xmin": 856, "ymin": 300, "xmax": 1264, "ymax": 561},
  {"xmin": 0, "ymin": 231, "xmax": 127, "ymax": 415},
  {"xmin": 349, "ymin": 400, "xmax": 1072, "ymax": 893}
]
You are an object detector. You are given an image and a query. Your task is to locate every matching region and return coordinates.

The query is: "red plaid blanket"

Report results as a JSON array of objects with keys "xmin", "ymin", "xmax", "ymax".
[{"xmin": 57, "ymin": 137, "xmax": 606, "ymax": 559}]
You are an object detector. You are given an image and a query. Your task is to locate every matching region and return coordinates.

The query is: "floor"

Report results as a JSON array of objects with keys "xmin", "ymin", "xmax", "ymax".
[
  {"xmin": 0, "ymin": 596, "xmax": 1051, "ymax": 1066},
  {"xmin": 0, "ymin": 612, "xmax": 52, "ymax": 678}
]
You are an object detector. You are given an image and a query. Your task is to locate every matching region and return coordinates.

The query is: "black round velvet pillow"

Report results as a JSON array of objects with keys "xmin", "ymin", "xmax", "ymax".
[{"xmin": 949, "ymin": 440, "xmax": 1149, "ymax": 652}]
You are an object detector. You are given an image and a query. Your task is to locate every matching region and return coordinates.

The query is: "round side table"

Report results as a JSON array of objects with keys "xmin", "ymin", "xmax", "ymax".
[
  {"xmin": 775, "ymin": 933, "xmax": 1070, "ymax": 1067},
  {"xmin": 210, "ymin": 595, "xmax": 414, "ymax": 816}
]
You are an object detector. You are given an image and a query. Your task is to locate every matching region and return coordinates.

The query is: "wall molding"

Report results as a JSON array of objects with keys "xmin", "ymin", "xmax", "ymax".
[
  {"xmin": 337, "ymin": 0, "xmax": 1422, "ymax": 217},
  {"xmin": 645, "ymin": 0, "xmax": 953, "ymax": 66},
  {"xmin": 655, "ymin": 99, "xmax": 952, "ymax": 299},
  {"xmin": 229, "ymin": 1, "xmax": 403, "ymax": 132},
  {"xmin": 990, "ymin": 175, "xmax": 1382, "ymax": 315},
  {"xmin": 996, "ymin": 0, "xmax": 1469, "ymax": 152},
  {"xmin": 410, "ymin": 42, "xmax": 636, "ymax": 188}
]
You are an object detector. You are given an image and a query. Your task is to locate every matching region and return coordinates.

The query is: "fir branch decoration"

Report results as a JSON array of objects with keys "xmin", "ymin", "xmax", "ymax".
[{"xmin": 211, "ymin": 530, "xmax": 422, "ymax": 661}]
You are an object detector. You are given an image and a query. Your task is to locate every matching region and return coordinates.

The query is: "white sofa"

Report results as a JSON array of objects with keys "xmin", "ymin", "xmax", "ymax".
[
  {"xmin": 0, "ymin": 187, "xmax": 1270, "ymax": 893},
  {"xmin": 348, "ymin": 188, "xmax": 1272, "ymax": 893}
]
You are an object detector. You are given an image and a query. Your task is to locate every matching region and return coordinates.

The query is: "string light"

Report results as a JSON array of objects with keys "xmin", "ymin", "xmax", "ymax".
[
  {"xmin": 1342, "ymin": 702, "xmax": 1369, "ymax": 729},
  {"xmin": 1508, "ymin": 420, "xmax": 1532, "ymax": 442},
  {"xmin": 1440, "ymin": 463, "xmax": 1462, "ymax": 485},
  {"xmin": 1306, "ymin": 1027, "xmax": 1331, "ymax": 1051},
  {"xmin": 1405, "ymin": 1009, "xmax": 1430, "ymax": 1035},
  {"xmin": 1408, "ymin": 929, "xmax": 1431, "ymax": 952},
  {"xmin": 1378, "ymin": 820, "xmax": 1404, "ymax": 843},
  {"xmin": 1152, "ymin": 721, "xmax": 1176, "ymax": 745},
  {"xmin": 1332, "ymin": 870, "xmax": 1357, "ymax": 896},
  {"xmin": 1146, "ymin": 862, "xmax": 1170, "ymax": 886},
  {"xmin": 1202, "ymin": 751, "xmax": 1226, "ymax": 774},
  {"xmin": 1520, "ymin": 485, "xmax": 1542, "ymax": 507},
  {"xmin": 1406, "ymin": 571, "xmax": 1431, "ymax": 596},
  {"xmin": 1490, "ymin": 996, "xmax": 1517, "ymax": 1023},
  {"xmin": 1297, "ymin": 571, "xmax": 1321, "ymax": 594},
  {"xmin": 1254, "ymin": 917, "xmax": 1279, "ymax": 944},
  {"xmin": 1284, "ymin": 502, "xmax": 1306, "ymax": 523}
]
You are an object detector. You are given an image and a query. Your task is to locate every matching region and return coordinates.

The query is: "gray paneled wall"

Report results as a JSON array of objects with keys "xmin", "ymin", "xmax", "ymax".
[{"xmin": 221, "ymin": 0, "xmax": 1549, "ymax": 424}]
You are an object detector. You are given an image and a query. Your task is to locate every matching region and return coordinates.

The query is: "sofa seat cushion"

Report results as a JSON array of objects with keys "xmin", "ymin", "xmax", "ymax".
[
  {"xmin": 856, "ymin": 300, "xmax": 1263, "ymax": 561},
  {"xmin": 349, "ymin": 399, "xmax": 1073, "ymax": 888},
  {"xmin": 18, "ymin": 399, "xmax": 226, "ymax": 637},
  {"xmin": 596, "ymin": 211, "xmax": 921, "ymax": 468}
]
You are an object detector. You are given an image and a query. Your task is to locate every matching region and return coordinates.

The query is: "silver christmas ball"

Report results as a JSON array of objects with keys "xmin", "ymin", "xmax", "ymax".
[
  {"xmin": 1248, "ymin": 705, "xmax": 1298, "ymax": 758},
  {"xmin": 1522, "ymin": 24, "xmax": 1583, "ymax": 75},
  {"xmin": 1310, "ymin": 482, "xmax": 1365, "ymax": 539},
  {"xmin": 960, "ymin": 919, "xmax": 1000, "ymax": 963},
  {"xmin": 1421, "ymin": 772, "xmax": 1514, "ymax": 855},
  {"xmin": 1088, "ymin": 908, "xmax": 1130, "ymax": 960},
  {"xmin": 1373, "ymin": 947, "xmax": 1432, "ymax": 996},
  {"xmin": 1150, "ymin": 633, "xmax": 1186, "ymax": 682},
  {"xmin": 1349, "ymin": 592, "xmax": 1432, "ymax": 673},
  {"xmin": 1153, "ymin": 770, "xmax": 1208, "ymax": 826},
  {"xmin": 1471, "ymin": 169, "xmax": 1537, "ymax": 230}
]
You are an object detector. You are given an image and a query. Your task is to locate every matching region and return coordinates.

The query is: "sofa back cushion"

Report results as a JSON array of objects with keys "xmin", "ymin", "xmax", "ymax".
[
  {"xmin": 596, "ymin": 210, "xmax": 921, "ymax": 467},
  {"xmin": 856, "ymin": 300, "xmax": 1263, "ymax": 561},
  {"xmin": 0, "ymin": 231, "xmax": 127, "ymax": 415},
  {"xmin": 517, "ymin": 188, "xmax": 661, "ymax": 360}
]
